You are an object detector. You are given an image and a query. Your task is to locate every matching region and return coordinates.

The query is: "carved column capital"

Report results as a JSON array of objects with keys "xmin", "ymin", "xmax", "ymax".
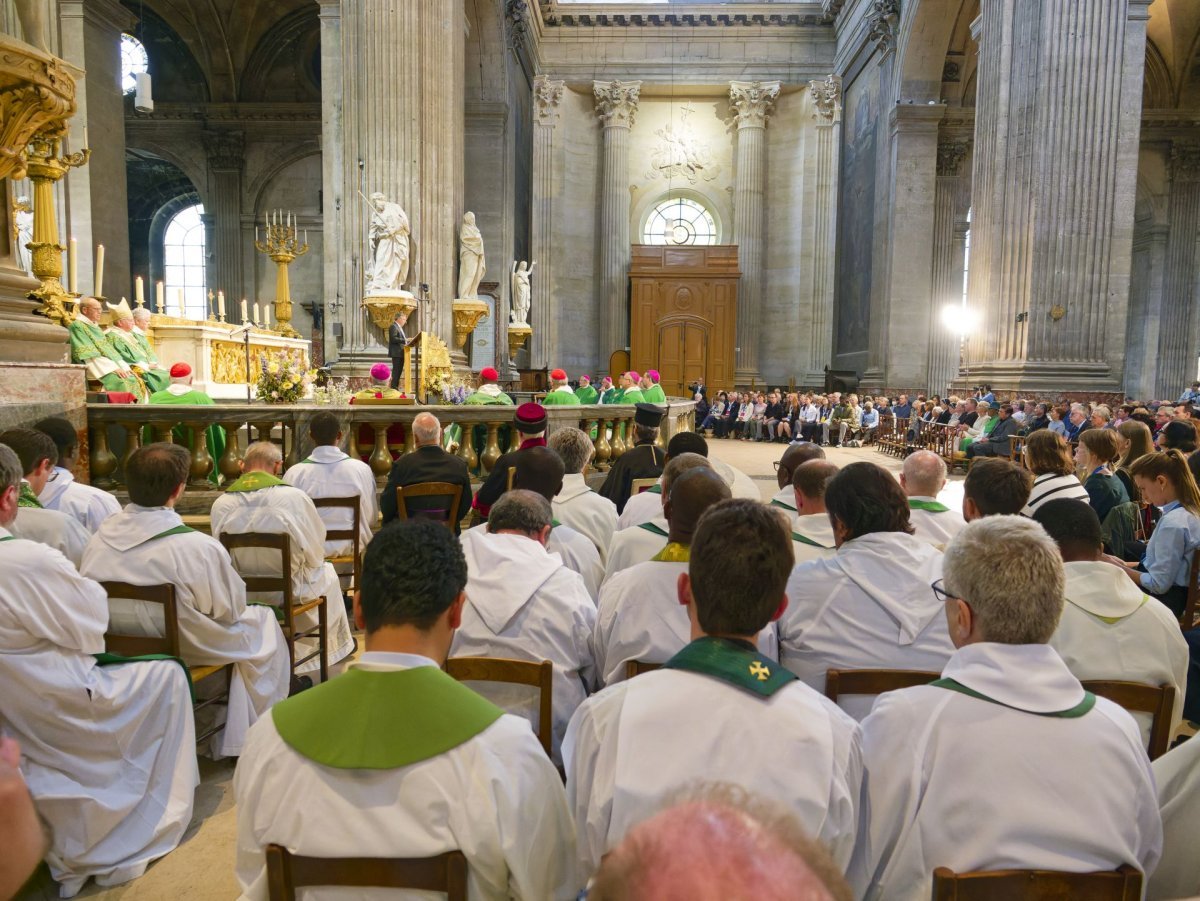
[
  {"xmin": 534, "ymin": 75, "xmax": 565, "ymax": 127},
  {"xmin": 203, "ymin": 129, "xmax": 245, "ymax": 171},
  {"xmin": 729, "ymin": 80, "xmax": 781, "ymax": 129},
  {"xmin": 868, "ymin": 0, "xmax": 901, "ymax": 55},
  {"xmin": 809, "ymin": 75, "xmax": 842, "ymax": 125},
  {"xmin": 593, "ymin": 80, "xmax": 641, "ymax": 129},
  {"xmin": 1170, "ymin": 142, "xmax": 1200, "ymax": 184},
  {"xmin": 937, "ymin": 139, "xmax": 970, "ymax": 177}
]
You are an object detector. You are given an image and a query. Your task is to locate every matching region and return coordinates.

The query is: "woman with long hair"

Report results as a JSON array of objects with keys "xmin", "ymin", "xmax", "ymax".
[
  {"xmin": 1076, "ymin": 429, "xmax": 1129, "ymax": 523},
  {"xmin": 1022, "ymin": 430, "xmax": 1089, "ymax": 515},
  {"xmin": 1115, "ymin": 419, "xmax": 1154, "ymax": 502}
]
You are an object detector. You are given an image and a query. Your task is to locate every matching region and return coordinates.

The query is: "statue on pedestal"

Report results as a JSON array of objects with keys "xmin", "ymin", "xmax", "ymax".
[
  {"xmin": 13, "ymin": 196, "xmax": 32, "ymax": 275},
  {"xmin": 364, "ymin": 192, "xmax": 410, "ymax": 297},
  {"xmin": 510, "ymin": 260, "xmax": 535, "ymax": 326},
  {"xmin": 457, "ymin": 211, "xmax": 486, "ymax": 299}
]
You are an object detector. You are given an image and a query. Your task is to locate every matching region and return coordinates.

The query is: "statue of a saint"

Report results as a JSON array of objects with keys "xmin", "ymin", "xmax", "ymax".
[
  {"xmin": 457, "ymin": 211, "xmax": 486, "ymax": 299},
  {"xmin": 14, "ymin": 196, "xmax": 32, "ymax": 275},
  {"xmin": 510, "ymin": 260, "xmax": 535, "ymax": 326},
  {"xmin": 14, "ymin": 0, "xmax": 50, "ymax": 54},
  {"xmin": 365, "ymin": 192, "xmax": 410, "ymax": 297}
]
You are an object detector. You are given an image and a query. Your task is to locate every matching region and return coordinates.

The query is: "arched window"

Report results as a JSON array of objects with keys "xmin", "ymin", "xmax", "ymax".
[
  {"xmin": 642, "ymin": 196, "xmax": 718, "ymax": 246},
  {"xmin": 121, "ymin": 34, "xmax": 149, "ymax": 96},
  {"xmin": 163, "ymin": 204, "xmax": 206, "ymax": 318}
]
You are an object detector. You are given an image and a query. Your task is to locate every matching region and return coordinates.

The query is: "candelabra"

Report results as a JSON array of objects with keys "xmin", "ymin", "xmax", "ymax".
[
  {"xmin": 26, "ymin": 129, "xmax": 89, "ymax": 326},
  {"xmin": 254, "ymin": 209, "xmax": 309, "ymax": 339}
]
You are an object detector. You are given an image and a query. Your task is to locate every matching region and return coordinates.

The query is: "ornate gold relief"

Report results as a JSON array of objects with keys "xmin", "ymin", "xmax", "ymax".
[
  {"xmin": 209, "ymin": 340, "xmax": 309, "ymax": 384},
  {"xmin": 0, "ymin": 36, "xmax": 80, "ymax": 183}
]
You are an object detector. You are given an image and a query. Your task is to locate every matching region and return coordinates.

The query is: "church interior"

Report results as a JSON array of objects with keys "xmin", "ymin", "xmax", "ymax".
[{"xmin": 1, "ymin": 0, "xmax": 1200, "ymax": 899}]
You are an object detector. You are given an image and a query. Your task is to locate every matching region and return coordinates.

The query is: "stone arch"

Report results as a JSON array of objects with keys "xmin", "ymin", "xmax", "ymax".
[
  {"xmin": 247, "ymin": 145, "xmax": 322, "ymax": 213},
  {"xmin": 1144, "ymin": 40, "xmax": 1175, "ymax": 109},
  {"xmin": 238, "ymin": 6, "xmax": 320, "ymax": 102},
  {"xmin": 894, "ymin": 0, "xmax": 971, "ymax": 102},
  {"xmin": 125, "ymin": 149, "xmax": 202, "ymax": 300}
]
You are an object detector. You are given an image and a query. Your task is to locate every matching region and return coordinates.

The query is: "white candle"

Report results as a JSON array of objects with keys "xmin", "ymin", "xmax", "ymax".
[
  {"xmin": 82, "ymin": 126, "xmax": 88, "ymax": 150},
  {"xmin": 94, "ymin": 244, "xmax": 104, "ymax": 297},
  {"xmin": 135, "ymin": 276, "xmax": 144, "ymax": 305},
  {"xmin": 217, "ymin": 290, "xmax": 226, "ymax": 318},
  {"xmin": 176, "ymin": 288, "xmax": 185, "ymax": 318},
  {"xmin": 263, "ymin": 305, "xmax": 271, "ymax": 328},
  {"xmin": 240, "ymin": 298, "xmax": 248, "ymax": 321},
  {"xmin": 253, "ymin": 302, "xmax": 261, "ymax": 324},
  {"xmin": 68, "ymin": 238, "xmax": 77, "ymax": 294},
  {"xmin": 155, "ymin": 280, "xmax": 164, "ymax": 309}
]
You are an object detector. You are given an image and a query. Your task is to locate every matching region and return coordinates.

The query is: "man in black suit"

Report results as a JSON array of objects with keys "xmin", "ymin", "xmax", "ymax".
[
  {"xmin": 966, "ymin": 404, "xmax": 1021, "ymax": 458},
  {"xmin": 387, "ymin": 310, "xmax": 410, "ymax": 390},
  {"xmin": 380, "ymin": 411, "xmax": 472, "ymax": 532},
  {"xmin": 599, "ymin": 403, "xmax": 667, "ymax": 513}
]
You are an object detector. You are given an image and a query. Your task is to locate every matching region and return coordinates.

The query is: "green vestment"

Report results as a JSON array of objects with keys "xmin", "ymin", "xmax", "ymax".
[
  {"xmin": 575, "ymin": 385, "xmax": 599, "ymax": 405},
  {"xmin": 642, "ymin": 384, "xmax": 667, "ymax": 403},
  {"xmin": 146, "ymin": 387, "xmax": 225, "ymax": 485},
  {"xmin": 621, "ymin": 387, "xmax": 645, "ymax": 404},
  {"xmin": 463, "ymin": 389, "xmax": 514, "ymax": 405},
  {"xmin": 107, "ymin": 329, "xmax": 170, "ymax": 393},
  {"xmin": 67, "ymin": 317, "xmax": 144, "ymax": 398},
  {"xmin": 541, "ymin": 388, "xmax": 580, "ymax": 406}
]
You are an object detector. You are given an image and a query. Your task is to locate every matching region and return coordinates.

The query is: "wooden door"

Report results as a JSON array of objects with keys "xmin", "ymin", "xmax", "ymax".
[{"xmin": 658, "ymin": 319, "xmax": 709, "ymax": 396}]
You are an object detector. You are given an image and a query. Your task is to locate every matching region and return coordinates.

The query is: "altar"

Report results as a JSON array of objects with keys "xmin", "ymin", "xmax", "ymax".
[{"xmin": 147, "ymin": 316, "xmax": 312, "ymax": 400}]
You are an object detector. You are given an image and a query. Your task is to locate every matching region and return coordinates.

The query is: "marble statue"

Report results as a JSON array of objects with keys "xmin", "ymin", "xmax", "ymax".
[
  {"xmin": 14, "ymin": 0, "xmax": 50, "ymax": 54},
  {"xmin": 457, "ymin": 211, "xmax": 486, "ymax": 299},
  {"xmin": 365, "ymin": 192, "xmax": 410, "ymax": 296},
  {"xmin": 510, "ymin": 260, "xmax": 535, "ymax": 326},
  {"xmin": 14, "ymin": 196, "xmax": 32, "ymax": 275}
]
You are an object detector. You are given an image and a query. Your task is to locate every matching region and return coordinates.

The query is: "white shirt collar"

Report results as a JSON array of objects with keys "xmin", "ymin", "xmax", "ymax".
[
  {"xmin": 166, "ymin": 383, "xmax": 193, "ymax": 396},
  {"xmin": 309, "ymin": 445, "xmax": 350, "ymax": 464},
  {"xmin": 354, "ymin": 651, "xmax": 438, "ymax": 672}
]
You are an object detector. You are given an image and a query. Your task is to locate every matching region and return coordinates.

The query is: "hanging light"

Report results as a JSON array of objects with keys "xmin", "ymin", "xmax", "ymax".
[{"xmin": 134, "ymin": 70, "xmax": 153, "ymax": 113}]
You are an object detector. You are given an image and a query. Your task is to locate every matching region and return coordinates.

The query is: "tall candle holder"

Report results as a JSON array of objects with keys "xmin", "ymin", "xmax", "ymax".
[
  {"xmin": 26, "ymin": 129, "xmax": 89, "ymax": 326},
  {"xmin": 207, "ymin": 290, "xmax": 218, "ymax": 323},
  {"xmin": 254, "ymin": 210, "xmax": 309, "ymax": 339}
]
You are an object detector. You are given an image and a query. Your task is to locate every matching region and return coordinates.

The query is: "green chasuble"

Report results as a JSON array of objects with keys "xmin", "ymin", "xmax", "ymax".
[
  {"xmin": 621, "ymin": 387, "xmax": 645, "ymax": 404},
  {"xmin": 225, "ymin": 470, "xmax": 286, "ymax": 492},
  {"xmin": 146, "ymin": 387, "xmax": 226, "ymax": 485},
  {"xmin": 642, "ymin": 384, "xmax": 667, "ymax": 403},
  {"xmin": 541, "ymin": 389, "xmax": 581, "ymax": 406},
  {"xmin": 107, "ymin": 329, "xmax": 170, "ymax": 393},
  {"xmin": 132, "ymin": 329, "xmax": 159, "ymax": 364},
  {"xmin": 272, "ymin": 666, "xmax": 504, "ymax": 769},
  {"xmin": 67, "ymin": 317, "xmax": 144, "ymax": 398},
  {"xmin": 463, "ymin": 389, "xmax": 514, "ymax": 405},
  {"xmin": 599, "ymin": 387, "xmax": 619, "ymax": 404},
  {"xmin": 575, "ymin": 385, "xmax": 599, "ymax": 405}
]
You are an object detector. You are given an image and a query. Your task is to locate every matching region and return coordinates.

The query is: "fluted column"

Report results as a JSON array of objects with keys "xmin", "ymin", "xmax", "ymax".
[
  {"xmin": 203, "ymin": 131, "xmax": 245, "ymax": 314},
  {"xmin": 531, "ymin": 76, "xmax": 564, "ymax": 370},
  {"xmin": 1155, "ymin": 143, "xmax": 1200, "ymax": 398},
  {"xmin": 805, "ymin": 76, "xmax": 841, "ymax": 385},
  {"xmin": 1125, "ymin": 223, "xmax": 1168, "ymax": 401},
  {"xmin": 965, "ymin": 0, "xmax": 1151, "ymax": 392},
  {"xmin": 594, "ymin": 80, "xmax": 640, "ymax": 368},
  {"xmin": 928, "ymin": 140, "xmax": 970, "ymax": 395},
  {"xmin": 730, "ymin": 80, "xmax": 779, "ymax": 386}
]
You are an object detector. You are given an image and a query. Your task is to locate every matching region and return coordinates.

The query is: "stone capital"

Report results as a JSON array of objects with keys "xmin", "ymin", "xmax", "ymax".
[
  {"xmin": 809, "ymin": 75, "xmax": 842, "ymax": 125},
  {"xmin": 937, "ymin": 139, "xmax": 970, "ymax": 177},
  {"xmin": 203, "ymin": 130, "xmax": 245, "ymax": 171},
  {"xmin": 534, "ymin": 75, "xmax": 565, "ymax": 127},
  {"xmin": 867, "ymin": 0, "xmax": 901, "ymax": 55},
  {"xmin": 593, "ymin": 80, "xmax": 641, "ymax": 129},
  {"xmin": 1170, "ymin": 142, "xmax": 1200, "ymax": 184},
  {"xmin": 729, "ymin": 80, "xmax": 781, "ymax": 129}
]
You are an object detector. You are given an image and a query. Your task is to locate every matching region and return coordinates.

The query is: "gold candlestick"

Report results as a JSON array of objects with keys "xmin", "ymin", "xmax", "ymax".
[
  {"xmin": 26, "ymin": 130, "xmax": 89, "ymax": 326},
  {"xmin": 254, "ymin": 210, "xmax": 309, "ymax": 338}
]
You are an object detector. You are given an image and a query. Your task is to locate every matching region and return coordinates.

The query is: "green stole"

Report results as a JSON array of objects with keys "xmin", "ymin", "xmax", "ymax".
[
  {"xmin": 791, "ymin": 530, "xmax": 825, "ymax": 548},
  {"xmin": 908, "ymin": 498, "xmax": 950, "ymax": 513},
  {"xmin": 638, "ymin": 521, "xmax": 668, "ymax": 537},
  {"xmin": 225, "ymin": 471, "xmax": 287, "ymax": 492},
  {"xmin": 932, "ymin": 678, "xmax": 1096, "ymax": 718},
  {"xmin": 272, "ymin": 666, "xmax": 504, "ymax": 769},
  {"xmin": 1067, "ymin": 595, "xmax": 1149, "ymax": 626},
  {"xmin": 645, "ymin": 484, "xmax": 662, "ymax": 495},
  {"xmin": 770, "ymin": 498, "xmax": 797, "ymax": 512},
  {"xmin": 664, "ymin": 636, "xmax": 796, "ymax": 698},
  {"xmin": 650, "ymin": 541, "xmax": 690, "ymax": 563},
  {"xmin": 18, "ymin": 483, "xmax": 42, "ymax": 508}
]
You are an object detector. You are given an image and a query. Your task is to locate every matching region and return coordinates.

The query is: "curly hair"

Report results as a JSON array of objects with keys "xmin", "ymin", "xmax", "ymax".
[{"xmin": 360, "ymin": 519, "xmax": 468, "ymax": 632}]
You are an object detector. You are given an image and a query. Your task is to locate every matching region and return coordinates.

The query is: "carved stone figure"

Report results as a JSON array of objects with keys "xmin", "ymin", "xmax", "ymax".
[
  {"xmin": 14, "ymin": 0, "xmax": 50, "ymax": 54},
  {"xmin": 14, "ymin": 196, "xmax": 32, "ymax": 274},
  {"xmin": 510, "ymin": 260, "xmax": 536, "ymax": 326},
  {"xmin": 365, "ymin": 192, "xmax": 410, "ymax": 297},
  {"xmin": 457, "ymin": 211, "xmax": 486, "ymax": 299}
]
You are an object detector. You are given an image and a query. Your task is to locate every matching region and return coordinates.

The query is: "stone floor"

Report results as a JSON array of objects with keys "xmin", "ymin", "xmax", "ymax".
[{"xmin": 19, "ymin": 440, "xmax": 953, "ymax": 901}]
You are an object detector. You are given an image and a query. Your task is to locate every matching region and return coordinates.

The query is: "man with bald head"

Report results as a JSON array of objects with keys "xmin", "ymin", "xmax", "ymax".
[
  {"xmin": 771, "ymin": 443, "xmax": 828, "ymax": 513},
  {"xmin": 379, "ymin": 411, "xmax": 473, "ymax": 532},
  {"xmin": 900, "ymin": 449, "xmax": 966, "ymax": 549},
  {"xmin": 67, "ymin": 296, "xmax": 143, "ymax": 398},
  {"xmin": 790, "ymin": 460, "xmax": 840, "ymax": 563},
  {"xmin": 566, "ymin": 499, "xmax": 863, "ymax": 875}
]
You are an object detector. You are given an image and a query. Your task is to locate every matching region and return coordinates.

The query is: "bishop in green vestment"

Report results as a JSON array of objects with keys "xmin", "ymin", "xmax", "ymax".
[
  {"xmin": 542, "ymin": 368, "xmax": 581, "ymax": 406},
  {"xmin": 67, "ymin": 297, "xmax": 144, "ymax": 399},
  {"xmin": 147, "ymin": 363, "xmax": 225, "ymax": 485},
  {"xmin": 574, "ymin": 375, "xmax": 599, "ymax": 405},
  {"xmin": 641, "ymin": 370, "xmax": 667, "ymax": 404},
  {"xmin": 106, "ymin": 300, "xmax": 170, "ymax": 393}
]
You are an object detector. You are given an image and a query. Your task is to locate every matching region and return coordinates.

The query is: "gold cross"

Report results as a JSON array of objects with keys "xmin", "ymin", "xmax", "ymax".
[{"xmin": 749, "ymin": 661, "xmax": 770, "ymax": 681}]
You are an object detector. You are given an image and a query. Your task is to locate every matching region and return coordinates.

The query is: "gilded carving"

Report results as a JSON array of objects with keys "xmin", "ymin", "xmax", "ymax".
[
  {"xmin": 210, "ymin": 341, "xmax": 309, "ymax": 384},
  {"xmin": 0, "ymin": 35, "xmax": 80, "ymax": 182}
]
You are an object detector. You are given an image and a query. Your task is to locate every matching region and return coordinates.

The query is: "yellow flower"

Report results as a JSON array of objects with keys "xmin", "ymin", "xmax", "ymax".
[
  {"xmin": 267, "ymin": 361, "xmax": 280, "ymax": 374},
  {"xmin": 282, "ymin": 380, "xmax": 294, "ymax": 389}
]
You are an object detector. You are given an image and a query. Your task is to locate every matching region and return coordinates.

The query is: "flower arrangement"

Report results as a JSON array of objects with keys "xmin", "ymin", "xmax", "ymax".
[
  {"xmin": 441, "ymin": 382, "xmax": 469, "ymax": 405},
  {"xmin": 312, "ymin": 377, "xmax": 351, "ymax": 405},
  {"xmin": 256, "ymin": 356, "xmax": 315, "ymax": 404}
]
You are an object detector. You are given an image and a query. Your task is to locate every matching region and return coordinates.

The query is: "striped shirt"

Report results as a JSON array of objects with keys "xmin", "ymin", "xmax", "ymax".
[{"xmin": 1023, "ymin": 472, "xmax": 1089, "ymax": 515}]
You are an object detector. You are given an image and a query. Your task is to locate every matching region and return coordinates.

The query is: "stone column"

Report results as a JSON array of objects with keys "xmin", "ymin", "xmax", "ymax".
[
  {"xmin": 965, "ymin": 0, "xmax": 1151, "ymax": 393},
  {"xmin": 320, "ymin": 0, "xmax": 464, "ymax": 372},
  {"xmin": 203, "ymin": 131, "xmax": 245, "ymax": 314},
  {"xmin": 1125, "ymin": 223, "xmax": 1167, "ymax": 401},
  {"xmin": 729, "ymin": 80, "xmax": 780, "ymax": 386},
  {"xmin": 1155, "ymin": 143, "xmax": 1200, "ymax": 398},
  {"xmin": 531, "ymin": 76, "xmax": 564, "ymax": 371},
  {"xmin": 928, "ymin": 139, "xmax": 970, "ymax": 395},
  {"xmin": 804, "ymin": 76, "xmax": 842, "ymax": 385},
  {"xmin": 593, "ymin": 80, "xmax": 640, "ymax": 369}
]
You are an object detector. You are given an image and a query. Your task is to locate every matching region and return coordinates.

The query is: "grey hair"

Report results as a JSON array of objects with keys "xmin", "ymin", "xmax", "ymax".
[
  {"xmin": 943, "ymin": 516, "xmax": 1064, "ymax": 644},
  {"xmin": 243, "ymin": 440, "xmax": 282, "ymax": 470},
  {"xmin": 547, "ymin": 427, "xmax": 594, "ymax": 474},
  {"xmin": 0, "ymin": 444, "xmax": 22, "ymax": 494},
  {"xmin": 635, "ymin": 424, "xmax": 658, "ymax": 444},
  {"xmin": 661, "ymin": 452, "xmax": 711, "ymax": 494},
  {"xmin": 902, "ymin": 449, "xmax": 947, "ymax": 497},
  {"xmin": 133, "ymin": 307, "xmax": 151, "ymax": 322},
  {"xmin": 412, "ymin": 412, "xmax": 441, "ymax": 445},
  {"xmin": 488, "ymin": 489, "xmax": 552, "ymax": 535}
]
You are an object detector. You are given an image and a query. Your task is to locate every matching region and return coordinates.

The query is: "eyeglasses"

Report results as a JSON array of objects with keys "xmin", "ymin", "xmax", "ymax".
[
  {"xmin": 931, "ymin": 578, "xmax": 959, "ymax": 604},
  {"xmin": 772, "ymin": 461, "xmax": 781, "ymax": 472}
]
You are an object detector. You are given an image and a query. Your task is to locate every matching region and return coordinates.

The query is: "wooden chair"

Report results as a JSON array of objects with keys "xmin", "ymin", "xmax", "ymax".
[
  {"xmin": 265, "ymin": 844, "xmax": 468, "ymax": 901},
  {"xmin": 506, "ymin": 467, "xmax": 516, "ymax": 491},
  {"xmin": 313, "ymin": 495, "xmax": 363, "ymax": 601},
  {"xmin": 624, "ymin": 660, "xmax": 662, "ymax": 680},
  {"xmin": 1179, "ymin": 547, "xmax": 1200, "ymax": 630},
  {"xmin": 396, "ymin": 481, "xmax": 464, "ymax": 530},
  {"xmin": 930, "ymin": 864, "xmax": 1143, "ymax": 900},
  {"xmin": 1080, "ymin": 680, "xmax": 1175, "ymax": 760},
  {"xmin": 100, "ymin": 581, "xmax": 233, "ymax": 746},
  {"xmin": 444, "ymin": 657, "xmax": 553, "ymax": 758},
  {"xmin": 218, "ymin": 532, "xmax": 329, "ymax": 682},
  {"xmin": 824, "ymin": 668, "xmax": 942, "ymax": 704},
  {"xmin": 630, "ymin": 477, "xmax": 659, "ymax": 496}
]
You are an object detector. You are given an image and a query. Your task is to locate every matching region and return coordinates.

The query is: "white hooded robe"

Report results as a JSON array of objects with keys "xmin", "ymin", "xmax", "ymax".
[
  {"xmin": 39, "ymin": 465, "xmax": 121, "ymax": 531},
  {"xmin": 282, "ymin": 445, "xmax": 378, "ymax": 556},
  {"xmin": 552, "ymin": 472, "xmax": 618, "ymax": 563}
]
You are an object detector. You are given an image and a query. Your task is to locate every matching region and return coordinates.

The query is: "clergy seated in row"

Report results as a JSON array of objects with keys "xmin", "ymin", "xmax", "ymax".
[
  {"xmin": 210, "ymin": 441, "xmax": 357, "ymax": 679},
  {"xmin": 851, "ymin": 516, "xmax": 1163, "ymax": 900},
  {"xmin": 541, "ymin": 368, "xmax": 581, "ymax": 405},
  {"xmin": 234, "ymin": 518, "xmax": 577, "ymax": 900},
  {"xmin": 547, "ymin": 426, "xmax": 618, "ymax": 563},
  {"xmin": 604, "ymin": 452, "xmax": 711, "ymax": 581},
  {"xmin": 380, "ymin": 411, "xmax": 473, "ymax": 533},
  {"xmin": 473, "ymin": 402, "xmax": 548, "ymax": 518},
  {"xmin": 962, "ymin": 457, "xmax": 1035, "ymax": 520},
  {"xmin": 104, "ymin": 299, "xmax": 170, "ymax": 394},
  {"xmin": 67, "ymin": 296, "xmax": 144, "ymax": 400},
  {"xmin": 639, "ymin": 369, "xmax": 667, "ymax": 404},
  {"xmin": 768, "ymin": 442, "xmax": 828, "ymax": 515},
  {"xmin": 618, "ymin": 431, "xmax": 759, "ymax": 531},
  {"xmin": 32, "ymin": 416, "xmax": 121, "ymax": 531},
  {"xmin": 283, "ymin": 411, "xmax": 379, "ymax": 560},
  {"xmin": 595, "ymin": 466, "xmax": 746, "ymax": 686},
  {"xmin": 599, "ymin": 402, "xmax": 667, "ymax": 514},
  {"xmin": 787, "ymin": 460, "xmax": 840, "ymax": 563},
  {"xmin": 0, "ymin": 443, "xmax": 199, "ymax": 897},
  {"xmin": 901, "ymin": 450, "xmax": 967, "ymax": 549},
  {"xmin": 463, "ymin": 366, "xmax": 513, "ymax": 405},
  {"xmin": 588, "ymin": 785, "xmax": 853, "ymax": 901},
  {"xmin": 0, "ymin": 428, "xmax": 91, "ymax": 566},
  {"xmin": 574, "ymin": 374, "xmax": 598, "ymax": 405},
  {"xmin": 565, "ymin": 499, "xmax": 862, "ymax": 876},
  {"xmin": 352, "ymin": 363, "xmax": 401, "ymax": 401},
  {"xmin": 80, "ymin": 443, "xmax": 292, "ymax": 758},
  {"xmin": 780, "ymin": 462, "xmax": 953, "ymax": 721},
  {"xmin": 1032, "ymin": 499, "xmax": 1189, "ymax": 747},
  {"xmin": 1151, "ymin": 729, "xmax": 1200, "ymax": 899},
  {"xmin": 455, "ymin": 490, "xmax": 597, "ymax": 764},
  {"xmin": 146, "ymin": 363, "xmax": 225, "ymax": 487}
]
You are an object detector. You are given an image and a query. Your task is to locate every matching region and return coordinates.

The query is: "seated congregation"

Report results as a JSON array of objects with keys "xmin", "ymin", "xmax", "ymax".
[{"xmin": 1, "ymin": 393, "xmax": 1199, "ymax": 901}]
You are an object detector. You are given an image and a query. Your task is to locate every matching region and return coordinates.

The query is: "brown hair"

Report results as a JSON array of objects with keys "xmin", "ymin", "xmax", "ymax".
[
  {"xmin": 964, "ymin": 459, "xmax": 1035, "ymax": 516},
  {"xmin": 126, "ymin": 443, "xmax": 190, "ymax": 507},
  {"xmin": 1023, "ymin": 429, "xmax": 1075, "ymax": 477},
  {"xmin": 1116, "ymin": 420, "xmax": 1154, "ymax": 470},
  {"xmin": 1079, "ymin": 428, "xmax": 1121, "ymax": 465},
  {"xmin": 1129, "ymin": 449, "xmax": 1200, "ymax": 517},
  {"xmin": 825, "ymin": 462, "xmax": 914, "ymax": 538}
]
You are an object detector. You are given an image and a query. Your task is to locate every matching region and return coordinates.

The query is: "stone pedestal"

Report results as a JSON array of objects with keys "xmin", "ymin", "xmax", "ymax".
[{"xmin": 594, "ymin": 80, "xmax": 640, "ymax": 368}]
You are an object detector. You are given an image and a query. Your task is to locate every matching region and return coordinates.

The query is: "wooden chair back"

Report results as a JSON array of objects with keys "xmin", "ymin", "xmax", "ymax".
[
  {"xmin": 824, "ymin": 669, "xmax": 942, "ymax": 704},
  {"xmin": 100, "ymin": 581, "xmax": 181, "ymax": 658},
  {"xmin": 444, "ymin": 657, "xmax": 554, "ymax": 758},
  {"xmin": 1180, "ymin": 547, "xmax": 1200, "ymax": 630},
  {"xmin": 396, "ymin": 481, "xmax": 463, "ymax": 530},
  {"xmin": 313, "ymin": 495, "xmax": 363, "ymax": 595},
  {"xmin": 506, "ymin": 467, "xmax": 515, "ymax": 492},
  {"xmin": 630, "ymin": 477, "xmax": 659, "ymax": 496},
  {"xmin": 624, "ymin": 660, "xmax": 662, "ymax": 680},
  {"xmin": 930, "ymin": 864, "xmax": 1143, "ymax": 900},
  {"xmin": 265, "ymin": 845, "xmax": 468, "ymax": 901},
  {"xmin": 1079, "ymin": 680, "xmax": 1175, "ymax": 760}
]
